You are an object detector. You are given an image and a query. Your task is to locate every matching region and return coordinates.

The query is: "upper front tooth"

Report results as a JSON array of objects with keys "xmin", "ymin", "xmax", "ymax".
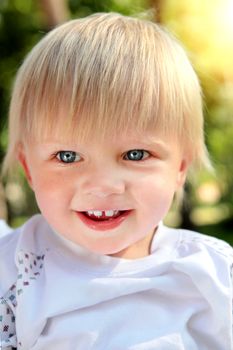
[
  {"xmin": 105, "ymin": 210, "xmax": 114, "ymax": 217},
  {"xmin": 87, "ymin": 210, "xmax": 102, "ymax": 216},
  {"xmin": 92, "ymin": 210, "xmax": 102, "ymax": 217}
]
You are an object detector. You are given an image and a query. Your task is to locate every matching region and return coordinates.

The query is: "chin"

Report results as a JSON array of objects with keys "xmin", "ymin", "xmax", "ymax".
[{"xmin": 87, "ymin": 243, "xmax": 126, "ymax": 257}]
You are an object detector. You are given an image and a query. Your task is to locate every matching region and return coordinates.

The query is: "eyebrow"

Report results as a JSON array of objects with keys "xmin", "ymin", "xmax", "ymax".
[
  {"xmin": 126, "ymin": 135, "xmax": 170, "ymax": 148},
  {"xmin": 136, "ymin": 140, "xmax": 170, "ymax": 156}
]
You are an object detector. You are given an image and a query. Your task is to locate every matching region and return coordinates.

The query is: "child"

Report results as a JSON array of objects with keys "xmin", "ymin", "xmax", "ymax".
[{"xmin": 0, "ymin": 12, "xmax": 232, "ymax": 350}]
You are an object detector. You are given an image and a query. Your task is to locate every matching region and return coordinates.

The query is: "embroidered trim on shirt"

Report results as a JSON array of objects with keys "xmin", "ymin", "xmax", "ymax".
[
  {"xmin": 0, "ymin": 284, "xmax": 17, "ymax": 348},
  {"xmin": 16, "ymin": 251, "xmax": 45, "ymax": 296}
]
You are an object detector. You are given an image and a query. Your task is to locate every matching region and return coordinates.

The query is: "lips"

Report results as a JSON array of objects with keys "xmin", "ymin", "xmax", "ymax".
[{"xmin": 76, "ymin": 210, "xmax": 132, "ymax": 231}]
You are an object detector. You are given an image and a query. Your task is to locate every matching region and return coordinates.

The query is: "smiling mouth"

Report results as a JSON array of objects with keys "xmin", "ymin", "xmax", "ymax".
[{"xmin": 76, "ymin": 210, "xmax": 132, "ymax": 231}]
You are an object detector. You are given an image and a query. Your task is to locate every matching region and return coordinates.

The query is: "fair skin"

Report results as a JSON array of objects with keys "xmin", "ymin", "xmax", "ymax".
[{"xmin": 18, "ymin": 129, "xmax": 189, "ymax": 260}]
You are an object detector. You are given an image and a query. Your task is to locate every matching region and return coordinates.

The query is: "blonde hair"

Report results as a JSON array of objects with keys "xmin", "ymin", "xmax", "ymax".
[{"xmin": 3, "ymin": 12, "xmax": 210, "ymax": 175}]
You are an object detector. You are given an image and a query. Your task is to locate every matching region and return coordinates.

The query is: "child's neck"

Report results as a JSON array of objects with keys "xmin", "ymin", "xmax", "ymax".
[{"xmin": 109, "ymin": 228, "xmax": 156, "ymax": 260}]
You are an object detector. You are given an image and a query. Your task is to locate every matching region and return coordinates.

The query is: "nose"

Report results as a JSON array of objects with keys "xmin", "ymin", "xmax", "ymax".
[{"xmin": 81, "ymin": 166, "xmax": 126, "ymax": 198}]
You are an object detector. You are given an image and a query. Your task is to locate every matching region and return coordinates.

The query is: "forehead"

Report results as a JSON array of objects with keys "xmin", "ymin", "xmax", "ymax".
[
  {"xmin": 27, "ymin": 105, "xmax": 154, "ymax": 142},
  {"xmin": 28, "ymin": 117, "xmax": 180, "ymax": 151},
  {"xmin": 24, "ymin": 94, "xmax": 185, "ymax": 155}
]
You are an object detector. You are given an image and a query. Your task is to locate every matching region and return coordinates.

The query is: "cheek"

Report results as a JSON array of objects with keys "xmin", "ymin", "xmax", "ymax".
[
  {"xmin": 31, "ymin": 171, "xmax": 73, "ymax": 211},
  {"xmin": 132, "ymin": 173, "xmax": 177, "ymax": 211}
]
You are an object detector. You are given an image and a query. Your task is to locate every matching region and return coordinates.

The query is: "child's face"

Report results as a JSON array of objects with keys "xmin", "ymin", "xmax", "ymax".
[{"xmin": 19, "ymin": 129, "xmax": 188, "ymax": 259}]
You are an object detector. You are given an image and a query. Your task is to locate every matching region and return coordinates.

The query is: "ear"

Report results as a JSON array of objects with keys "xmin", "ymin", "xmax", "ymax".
[
  {"xmin": 176, "ymin": 158, "xmax": 190, "ymax": 189},
  {"xmin": 17, "ymin": 145, "xmax": 33, "ymax": 189}
]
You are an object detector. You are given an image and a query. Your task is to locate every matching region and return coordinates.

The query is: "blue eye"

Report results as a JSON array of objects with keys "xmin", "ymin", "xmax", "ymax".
[
  {"xmin": 56, "ymin": 151, "xmax": 81, "ymax": 163},
  {"xmin": 124, "ymin": 150, "xmax": 149, "ymax": 161}
]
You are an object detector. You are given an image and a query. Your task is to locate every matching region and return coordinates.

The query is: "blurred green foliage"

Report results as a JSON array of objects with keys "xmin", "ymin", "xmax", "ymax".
[{"xmin": 0, "ymin": 0, "xmax": 233, "ymax": 243}]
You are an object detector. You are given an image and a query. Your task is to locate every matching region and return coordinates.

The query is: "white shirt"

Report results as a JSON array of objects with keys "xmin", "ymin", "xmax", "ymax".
[
  {"xmin": 0, "ymin": 219, "xmax": 12, "ymax": 237},
  {"xmin": 0, "ymin": 214, "xmax": 232, "ymax": 350}
]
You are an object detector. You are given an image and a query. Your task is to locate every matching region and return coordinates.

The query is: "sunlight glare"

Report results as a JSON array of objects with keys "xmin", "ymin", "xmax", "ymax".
[{"xmin": 219, "ymin": 0, "xmax": 233, "ymax": 34}]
